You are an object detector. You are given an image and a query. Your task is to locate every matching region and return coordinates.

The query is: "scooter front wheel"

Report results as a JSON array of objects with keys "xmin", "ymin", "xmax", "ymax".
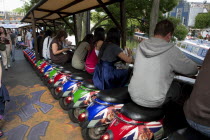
[
  {"xmin": 59, "ymin": 97, "xmax": 70, "ymax": 110},
  {"xmin": 68, "ymin": 107, "xmax": 86, "ymax": 123},
  {"xmin": 82, "ymin": 126, "xmax": 107, "ymax": 140}
]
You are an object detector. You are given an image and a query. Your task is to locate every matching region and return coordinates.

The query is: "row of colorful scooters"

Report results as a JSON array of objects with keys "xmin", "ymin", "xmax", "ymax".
[{"xmin": 23, "ymin": 48, "xmax": 167, "ymax": 140}]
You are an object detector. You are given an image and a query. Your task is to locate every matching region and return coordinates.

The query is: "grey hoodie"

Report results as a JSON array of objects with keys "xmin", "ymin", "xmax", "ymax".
[{"xmin": 128, "ymin": 37, "xmax": 198, "ymax": 108}]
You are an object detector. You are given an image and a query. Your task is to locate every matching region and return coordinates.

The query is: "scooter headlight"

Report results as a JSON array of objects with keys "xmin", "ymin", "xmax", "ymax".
[
  {"xmin": 48, "ymin": 79, "xmax": 54, "ymax": 84},
  {"xmin": 65, "ymin": 96, "xmax": 72, "ymax": 104},
  {"xmin": 78, "ymin": 112, "xmax": 87, "ymax": 122},
  {"xmin": 56, "ymin": 87, "xmax": 63, "ymax": 93},
  {"xmin": 44, "ymin": 74, "xmax": 49, "ymax": 78},
  {"xmin": 100, "ymin": 133, "xmax": 110, "ymax": 140},
  {"xmin": 100, "ymin": 130, "xmax": 113, "ymax": 140}
]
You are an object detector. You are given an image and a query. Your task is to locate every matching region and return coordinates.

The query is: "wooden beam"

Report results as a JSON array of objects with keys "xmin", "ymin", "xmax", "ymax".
[
  {"xmin": 42, "ymin": 19, "xmax": 53, "ymax": 31},
  {"xmin": 97, "ymin": 0, "xmax": 122, "ymax": 31},
  {"xmin": 39, "ymin": 0, "xmax": 83, "ymax": 20},
  {"xmin": 31, "ymin": 11, "xmax": 39, "ymax": 60},
  {"xmin": 36, "ymin": 8, "xmax": 70, "ymax": 15},
  {"xmin": 120, "ymin": 1, "xmax": 126, "ymax": 49}
]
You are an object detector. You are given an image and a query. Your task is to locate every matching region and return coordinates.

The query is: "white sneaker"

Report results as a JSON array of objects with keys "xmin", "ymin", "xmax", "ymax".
[{"xmin": 8, "ymin": 65, "xmax": 11, "ymax": 68}]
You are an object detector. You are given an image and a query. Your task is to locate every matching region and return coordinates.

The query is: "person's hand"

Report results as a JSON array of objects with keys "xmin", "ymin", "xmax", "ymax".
[
  {"xmin": 127, "ymin": 48, "xmax": 132, "ymax": 57},
  {"xmin": 62, "ymin": 48, "xmax": 69, "ymax": 52},
  {"xmin": 124, "ymin": 48, "xmax": 132, "ymax": 57}
]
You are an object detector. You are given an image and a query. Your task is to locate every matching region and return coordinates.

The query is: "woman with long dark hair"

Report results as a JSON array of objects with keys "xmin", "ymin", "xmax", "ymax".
[
  {"xmin": 72, "ymin": 34, "xmax": 93, "ymax": 70},
  {"xmin": 85, "ymin": 27, "xmax": 105, "ymax": 74},
  {"xmin": 93, "ymin": 28, "xmax": 133, "ymax": 90},
  {"xmin": 49, "ymin": 30, "xmax": 70, "ymax": 65},
  {"xmin": 0, "ymin": 26, "xmax": 12, "ymax": 70}
]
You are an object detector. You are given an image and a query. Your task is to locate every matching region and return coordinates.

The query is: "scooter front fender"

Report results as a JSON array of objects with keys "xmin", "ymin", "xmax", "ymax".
[
  {"xmin": 85, "ymin": 99, "xmax": 123, "ymax": 128},
  {"xmin": 106, "ymin": 113, "xmax": 164, "ymax": 140}
]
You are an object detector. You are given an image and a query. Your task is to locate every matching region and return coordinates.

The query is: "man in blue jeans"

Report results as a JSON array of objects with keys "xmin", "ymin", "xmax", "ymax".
[{"xmin": 184, "ymin": 49, "xmax": 210, "ymax": 138}]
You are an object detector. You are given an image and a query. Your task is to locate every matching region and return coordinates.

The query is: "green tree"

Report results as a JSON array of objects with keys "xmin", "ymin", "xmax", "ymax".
[
  {"xmin": 12, "ymin": 8, "xmax": 24, "ymax": 14},
  {"xmin": 195, "ymin": 13, "xmax": 210, "ymax": 29},
  {"xmin": 91, "ymin": 0, "xmax": 180, "ymax": 34},
  {"xmin": 167, "ymin": 17, "xmax": 188, "ymax": 41}
]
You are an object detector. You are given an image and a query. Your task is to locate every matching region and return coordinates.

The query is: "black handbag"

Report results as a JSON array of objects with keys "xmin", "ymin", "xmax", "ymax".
[{"xmin": 0, "ymin": 43, "xmax": 6, "ymax": 51}]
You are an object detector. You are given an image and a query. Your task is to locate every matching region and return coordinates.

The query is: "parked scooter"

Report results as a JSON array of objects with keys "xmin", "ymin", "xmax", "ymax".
[
  {"xmin": 45, "ymin": 66, "xmax": 64, "ymax": 88},
  {"xmin": 78, "ymin": 87, "xmax": 131, "ymax": 140},
  {"xmin": 68, "ymin": 80, "xmax": 99, "ymax": 123},
  {"xmin": 100, "ymin": 76, "xmax": 197, "ymax": 140},
  {"xmin": 100, "ymin": 101, "xmax": 164, "ymax": 140},
  {"xmin": 57, "ymin": 74, "xmax": 85, "ymax": 110},
  {"xmin": 50, "ymin": 70, "xmax": 72, "ymax": 99}
]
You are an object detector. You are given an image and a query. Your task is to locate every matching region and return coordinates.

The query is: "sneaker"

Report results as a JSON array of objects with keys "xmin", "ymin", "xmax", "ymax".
[{"xmin": 8, "ymin": 65, "xmax": 11, "ymax": 68}]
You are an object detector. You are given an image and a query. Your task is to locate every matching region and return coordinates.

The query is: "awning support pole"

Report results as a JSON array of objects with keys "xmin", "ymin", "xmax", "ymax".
[{"xmin": 31, "ymin": 11, "xmax": 39, "ymax": 60}]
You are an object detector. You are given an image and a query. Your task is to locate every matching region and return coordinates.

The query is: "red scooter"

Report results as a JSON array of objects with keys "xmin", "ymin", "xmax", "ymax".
[{"xmin": 100, "ymin": 101, "xmax": 164, "ymax": 140}]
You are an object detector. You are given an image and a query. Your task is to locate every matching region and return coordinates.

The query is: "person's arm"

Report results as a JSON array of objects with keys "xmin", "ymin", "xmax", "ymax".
[
  {"xmin": 7, "ymin": 34, "xmax": 12, "ymax": 49},
  {"xmin": 95, "ymin": 40, "xmax": 103, "ymax": 50},
  {"xmin": 51, "ymin": 43, "xmax": 69, "ymax": 55},
  {"xmin": 171, "ymin": 47, "xmax": 198, "ymax": 76},
  {"xmin": 118, "ymin": 52, "xmax": 134, "ymax": 64}
]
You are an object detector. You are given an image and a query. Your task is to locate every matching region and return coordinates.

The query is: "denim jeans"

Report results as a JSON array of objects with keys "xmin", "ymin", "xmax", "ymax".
[
  {"xmin": 11, "ymin": 44, "xmax": 15, "ymax": 61},
  {"xmin": 187, "ymin": 119, "xmax": 210, "ymax": 138}
]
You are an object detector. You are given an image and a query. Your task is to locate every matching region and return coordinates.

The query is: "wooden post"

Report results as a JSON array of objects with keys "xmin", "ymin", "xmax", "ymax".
[
  {"xmin": 73, "ymin": 14, "xmax": 78, "ymax": 45},
  {"xmin": 86, "ymin": 11, "xmax": 90, "ymax": 34},
  {"xmin": 120, "ymin": 1, "xmax": 126, "ymax": 49},
  {"xmin": 53, "ymin": 20, "xmax": 56, "ymax": 32},
  {"xmin": 31, "ymin": 11, "xmax": 39, "ymax": 60},
  {"xmin": 149, "ymin": 0, "xmax": 160, "ymax": 37}
]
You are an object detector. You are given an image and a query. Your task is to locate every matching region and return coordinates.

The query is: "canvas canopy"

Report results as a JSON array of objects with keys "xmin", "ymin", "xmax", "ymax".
[{"xmin": 21, "ymin": 0, "xmax": 122, "ymax": 24}]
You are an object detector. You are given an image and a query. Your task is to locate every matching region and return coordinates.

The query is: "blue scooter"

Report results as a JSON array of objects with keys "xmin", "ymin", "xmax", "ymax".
[
  {"xmin": 78, "ymin": 87, "xmax": 131, "ymax": 140},
  {"xmin": 57, "ymin": 74, "xmax": 85, "ymax": 110}
]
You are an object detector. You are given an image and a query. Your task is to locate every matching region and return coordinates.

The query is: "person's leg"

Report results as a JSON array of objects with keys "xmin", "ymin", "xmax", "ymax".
[
  {"xmin": 5, "ymin": 45, "xmax": 11, "ymax": 67},
  {"xmin": 163, "ymin": 81, "xmax": 181, "ymax": 105},
  {"xmin": 187, "ymin": 119, "xmax": 210, "ymax": 138},
  {"xmin": 0, "ymin": 51, "xmax": 7, "ymax": 70},
  {"xmin": 12, "ymin": 44, "xmax": 15, "ymax": 62}
]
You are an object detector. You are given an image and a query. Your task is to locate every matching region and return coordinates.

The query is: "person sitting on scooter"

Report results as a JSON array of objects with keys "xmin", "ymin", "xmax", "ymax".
[
  {"xmin": 72, "ymin": 34, "xmax": 93, "ymax": 70},
  {"xmin": 184, "ymin": 50, "xmax": 210, "ymax": 138},
  {"xmin": 49, "ymin": 30, "xmax": 70, "ymax": 65},
  {"xmin": 93, "ymin": 28, "xmax": 133, "ymax": 90},
  {"xmin": 128, "ymin": 20, "xmax": 198, "ymax": 108}
]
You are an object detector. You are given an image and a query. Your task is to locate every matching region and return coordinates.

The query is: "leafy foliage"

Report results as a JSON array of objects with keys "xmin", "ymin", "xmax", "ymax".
[
  {"xmin": 91, "ymin": 0, "xmax": 180, "ymax": 35},
  {"xmin": 167, "ymin": 17, "xmax": 188, "ymax": 40},
  {"xmin": 195, "ymin": 13, "xmax": 210, "ymax": 29}
]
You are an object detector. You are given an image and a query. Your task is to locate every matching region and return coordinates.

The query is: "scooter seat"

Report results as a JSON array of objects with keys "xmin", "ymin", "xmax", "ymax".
[
  {"xmin": 121, "ymin": 102, "xmax": 164, "ymax": 122},
  {"xmin": 82, "ymin": 80, "xmax": 97, "ymax": 89},
  {"xmin": 71, "ymin": 74, "xmax": 85, "ymax": 81},
  {"xmin": 97, "ymin": 87, "xmax": 131, "ymax": 103},
  {"xmin": 61, "ymin": 70, "xmax": 71, "ymax": 74}
]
